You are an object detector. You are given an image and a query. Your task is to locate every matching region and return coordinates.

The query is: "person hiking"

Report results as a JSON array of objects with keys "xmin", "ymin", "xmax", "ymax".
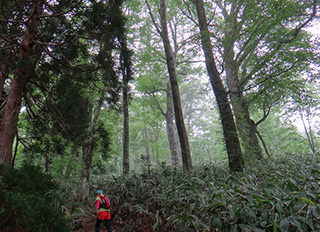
[{"xmin": 95, "ymin": 190, "xmax": 112, "ymax": 232}]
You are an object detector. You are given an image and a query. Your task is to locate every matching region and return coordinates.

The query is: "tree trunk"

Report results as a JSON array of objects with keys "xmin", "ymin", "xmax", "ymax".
[
  {"xmin": 204, "ymin": 146, "xmax": 213, "ymax": 164},
  {"xmin": 0, "ymin": 1, "xmax": 43, "ymax": 169},
  {"xmin": 153, "ymin": 131, "xmax": 160, "ymax": 162},
  {"xmin": 45, "ymin": 134, "xmax": 51, "ymax": 174},
  {"xmin": 0, "ymin": 64, "xmax": 8, "ymax": 107},
  {"xmin": 143, "ymin": 112, "xmax": 151, "ymax": 165},
  {"xmin": 159, "ymin": 0, "xmax": 192, "ymax": 172},
  {"xmin": 0, "ymin": 74, "xmax": 24, "ymax": 167},
  {"xmin": 12, "ymin": 133, "xmax": 19, "ymax": 169},
  {"xmin": 166, "ymin": 83, "xmax": 180, "ymax": 165},
  {"xmin": 301, "ymin": 111, "xmax": 316, "ymax": 155},
  {"xmin": 225, "ymin": 53, "xmax": 263, "ymax": 161},
  {"xmin": 193, "ymin": 0, "xmax": 244, "ymax": 172},
  {"xmin": 122, "ymin": 68, "xmax": 130, "ymax": 174},
  {"xmin": 81, "ymin": 144, "xmax": 93, "ymax": 201},
  {"xmin": 256, "ymin": 129, "xmax": 271, "ymax": 157}
]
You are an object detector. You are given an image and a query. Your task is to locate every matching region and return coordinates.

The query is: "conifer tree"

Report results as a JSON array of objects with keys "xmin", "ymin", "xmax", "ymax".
[{"xmin": 0, "ymin": 0, "xmax": 130, "ymax": 178}]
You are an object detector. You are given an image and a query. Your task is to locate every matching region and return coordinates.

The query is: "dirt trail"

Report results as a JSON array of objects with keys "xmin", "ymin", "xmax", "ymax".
[{"xmin": 72, "ymin": 210, "xmax": 155, "ymax": 232}]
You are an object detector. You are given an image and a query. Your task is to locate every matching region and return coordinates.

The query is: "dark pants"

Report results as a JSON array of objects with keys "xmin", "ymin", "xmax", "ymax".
[{"xmin": 95, "ymin": 218, "xmax": 112, "ymax": 232}]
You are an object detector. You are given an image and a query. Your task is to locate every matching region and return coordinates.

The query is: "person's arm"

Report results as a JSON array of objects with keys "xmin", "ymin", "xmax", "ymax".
[
  {"xmin": 96, "ymin": 198, "xmax": 100, "ymax": 214},
  {"xmin": 106, "ymin": 197, "xmax": 110, "ymax": 208}
]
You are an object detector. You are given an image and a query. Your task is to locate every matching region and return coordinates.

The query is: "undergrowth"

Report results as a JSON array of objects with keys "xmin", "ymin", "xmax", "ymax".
[
  {"xmin": 93, "ymin": 153, "xmax": 320, "ymax": 232},
  {"xmin": 0, "ymin": 164, "xmax": 71, "ymax": 232}
]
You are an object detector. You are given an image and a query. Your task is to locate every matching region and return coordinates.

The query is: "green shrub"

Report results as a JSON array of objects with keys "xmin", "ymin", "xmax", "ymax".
[
  {"xmin": 0, "ymin": 164, "xmax": 71, "ymax": 232},
  {"xmin": 94, "ymin": 153, "xmax": 320, "ymax": 232}
]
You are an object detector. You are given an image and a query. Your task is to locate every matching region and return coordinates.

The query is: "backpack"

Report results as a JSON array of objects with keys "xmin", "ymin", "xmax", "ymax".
[{"xmin": 99, "ymin": 195, "xmax": 110, "ymax": 209}]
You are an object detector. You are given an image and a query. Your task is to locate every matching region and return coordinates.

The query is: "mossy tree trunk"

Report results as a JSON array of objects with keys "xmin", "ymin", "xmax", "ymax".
[{"xmin": 192, "ymin": 0, "xmax": 244, "ymax": 172}]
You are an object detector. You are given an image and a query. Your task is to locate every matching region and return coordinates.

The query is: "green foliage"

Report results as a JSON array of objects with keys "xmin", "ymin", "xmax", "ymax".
[
  {"xmin": 257, "ymin": 111, "xmax": 311, "ymax": 155},
  {"xmin": 97, "ymin": 154, "xmax": 320, "ymax": 231},
  {"xmin": 0, "ymin": 164, "xmax": 71, "ymax": 232},
  {"xmin": 52, "ymin": 77, "xmax": 90, "ymax": 141}
]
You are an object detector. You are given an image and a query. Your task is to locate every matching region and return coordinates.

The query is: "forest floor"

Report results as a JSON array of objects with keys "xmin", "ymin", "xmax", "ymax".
[{"xmin": 72, "ymin": 209, "xmax": 155, "ymax": 232}]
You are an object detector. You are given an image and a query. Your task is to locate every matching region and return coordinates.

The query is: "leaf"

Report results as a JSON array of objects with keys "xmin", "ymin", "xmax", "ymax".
[
  {"xmin": 152, "ymin": 222, "xmax": 159, "ymax": 231},
  {"xmin": 231, "ymin": 204, "xmax": 238, "ymax": 218},
  {"xmin": 300, "ymin": 197, "xmax": 315, "ymax": 206},
  {"xmin": 259, "ymin": 220, "xmax": 267, "ymax": 227},
  {"xmin": 311, "ymin": 169, "xmax": 320, "ymax": 175},
  {"xmin": 280, "ymin": 218, "xmax": 289, "ymax": 232},
  {"xmin": 289, "ymin": 217, "xmax": 303, "ymax": 231},
  {"xmin": 209, "ymin": 202, "xmax": 224, "ymax": 209},
  {"xmin": 273, "ymin": 222, "xmax": 278, "ymax": 232},
  {"xmin": 212, "ymin": 217, "xmax": 222, "ymax": 231},
  {"xmin": 239, "ymin": 224, "xmax": 265, "ymax": 232},
  {"xmin": 312, "ymin": 205, "xmax": 320, "ymax": 218},
  {"xmin": 291, "ymin": 204, "xmax": 306, "ymax": 215}
]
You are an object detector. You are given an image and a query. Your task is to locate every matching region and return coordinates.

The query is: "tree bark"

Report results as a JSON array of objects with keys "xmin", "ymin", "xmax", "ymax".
[
  {"xmin": 224, "ymin": 37, "xmax": 263, "ymax": 161},
  {"xmin": 45, "ymin": 134, "xmax": 51, "ymax": 174},
  {"xmin": 0, "ymin": 0, "xmax": 43, "ymax": 169},
  {"xmin": 159, "ymin": 0, "xmax": 192, "ymax": 172},
  {"xmin": 300, "ymin": 111, "xmax": 316, "ymax": 155},
  {"xmin": 122, "ymin": 66, "xmax": 130, "ymax": 175},
  {"xmin": 256, "ymin": 129, "xmax": 271, "ymax": 157},
  {"xmin": 204, "ymin": 146, "xmax": 213, "ymax": 164},
  {"xmin": 193, "ymin": 0, "xmax": 244, "ymax": 172},
  {"xmin": 81, "ymin": 144, "xmax": 93, "ymax": 202},
  {"xmin": 166, "ymin": 83, "xmax": 180, "ymax": 165},
  {"xmin": 0, "ymin": 64, "xmax": 8, "ymax": 107},
  {"xmin": 142, "ymin": 111, "xmax": 151, "ymax": 165},
  {"xmin": 0, "ymin": 74, "xmax": 24, "ymax": 167},
  {"xmin": 149, "ymin": 83, "xmax": 180, "ymax": 165}
]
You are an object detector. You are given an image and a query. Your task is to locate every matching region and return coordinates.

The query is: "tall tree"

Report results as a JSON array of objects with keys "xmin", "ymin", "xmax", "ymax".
[
  {"xmin": 286, "ymin": 82, "xmax": 320, "ymax": 155},
  {"xmin": 0, "ymin": 0, "xmax": 44, "ymax": 168},
  {"xmin": 0, "ymin": 0, "xmax": 128, "ymax": 179},
  {"xmin": 192, "ymin": 0, "xmax": 244, "ymax": 172},
  {"xmin": 181, "ymin": 0, "xmax": 318, "ymax": 164},
  {"xmin": 137, "ymin": 78, "xmax": 180, "ymax": 165},
  {"xmin": 146, "ymin": 0, "xmax": 193, "ymax": 172},
  {"xmin": 133, "ymin": 31, "xmax": 180, "ymax": 165},
  {"xmin": 159, "ymin": 0, "xmax": 192, "ymax": 172},
  {"xmin": 217, "ymin": 0, "xmax": 317, "ymax": 161},
  {"xmin": 163, "ymin": 83, "xmax": 180, "ymax": 165},
  {"xmin": 121, "ymin": 40, "xmax": 133, "ymax": 175}
]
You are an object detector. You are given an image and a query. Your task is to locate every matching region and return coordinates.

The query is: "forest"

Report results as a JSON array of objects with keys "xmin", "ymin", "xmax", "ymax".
[{"xmin": 0, "ymin": 0, "xmax": 320, "ymax": 231}]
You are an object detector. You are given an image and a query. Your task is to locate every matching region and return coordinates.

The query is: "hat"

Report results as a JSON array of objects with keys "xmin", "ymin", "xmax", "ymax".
[{"xmin": 97, "ymin": 190, "xmax": 103, "ymax": 194}]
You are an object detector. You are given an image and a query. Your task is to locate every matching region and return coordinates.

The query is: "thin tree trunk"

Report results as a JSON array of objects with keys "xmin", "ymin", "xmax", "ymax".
[
  {"xmin": 80, "ymin": 78, "xmax": 108, "ymax": 200},
  {"xmin": 114, "ymin": 156, "xmax": 118, "ymax": 171},
  {"xmin": 159, "ymin": 0, "xmax": 192, "ymax": 172},
  {"xmin": 142, "ymin": 113, "xmax": 151, "ymax": 165},
  {"xmin": 306, "ymin": 112, "xmax": 316, "ymax": 154},
  {"xmin": 153, "ymin": 131, "xmax": 160, "ymax": 162},
  {"xmin": 12, "ymin": 133, "xmax": 19, "ymax": 169},
  {"xmin": 204, "ymin": 146, "xmax": 213, "ymax": 164},
  {"xmin": 150, "ymin": 82, "xmax": 180, "ymax": 165},
  {"xmin": 166, "ymin": 83, "xmax": 180, "ymax": 165},
  {"xmin": 45, "ymin": 134, "xmax": 51, "ymax": 174},
  {"xmin": 122, "ymin": 65, "xmax": 130, "ymax": 174},
  {"xmin": 145, "ymin": 0, "xmax": 180, "ymax": 167},
  {"xmin": 256, "ymin": 129, "xmax": 270, "ymax": 158},
  {"xmin": 193, "ymin": 0, "xmax": 244, "ymax": 172},
  {"xmin": 300, "ymin": 111, "xmax": 316, "ymax": 155},
  {"xmin": 121, "ymin": 37, "xmax": 131, "ymax": 175}
]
